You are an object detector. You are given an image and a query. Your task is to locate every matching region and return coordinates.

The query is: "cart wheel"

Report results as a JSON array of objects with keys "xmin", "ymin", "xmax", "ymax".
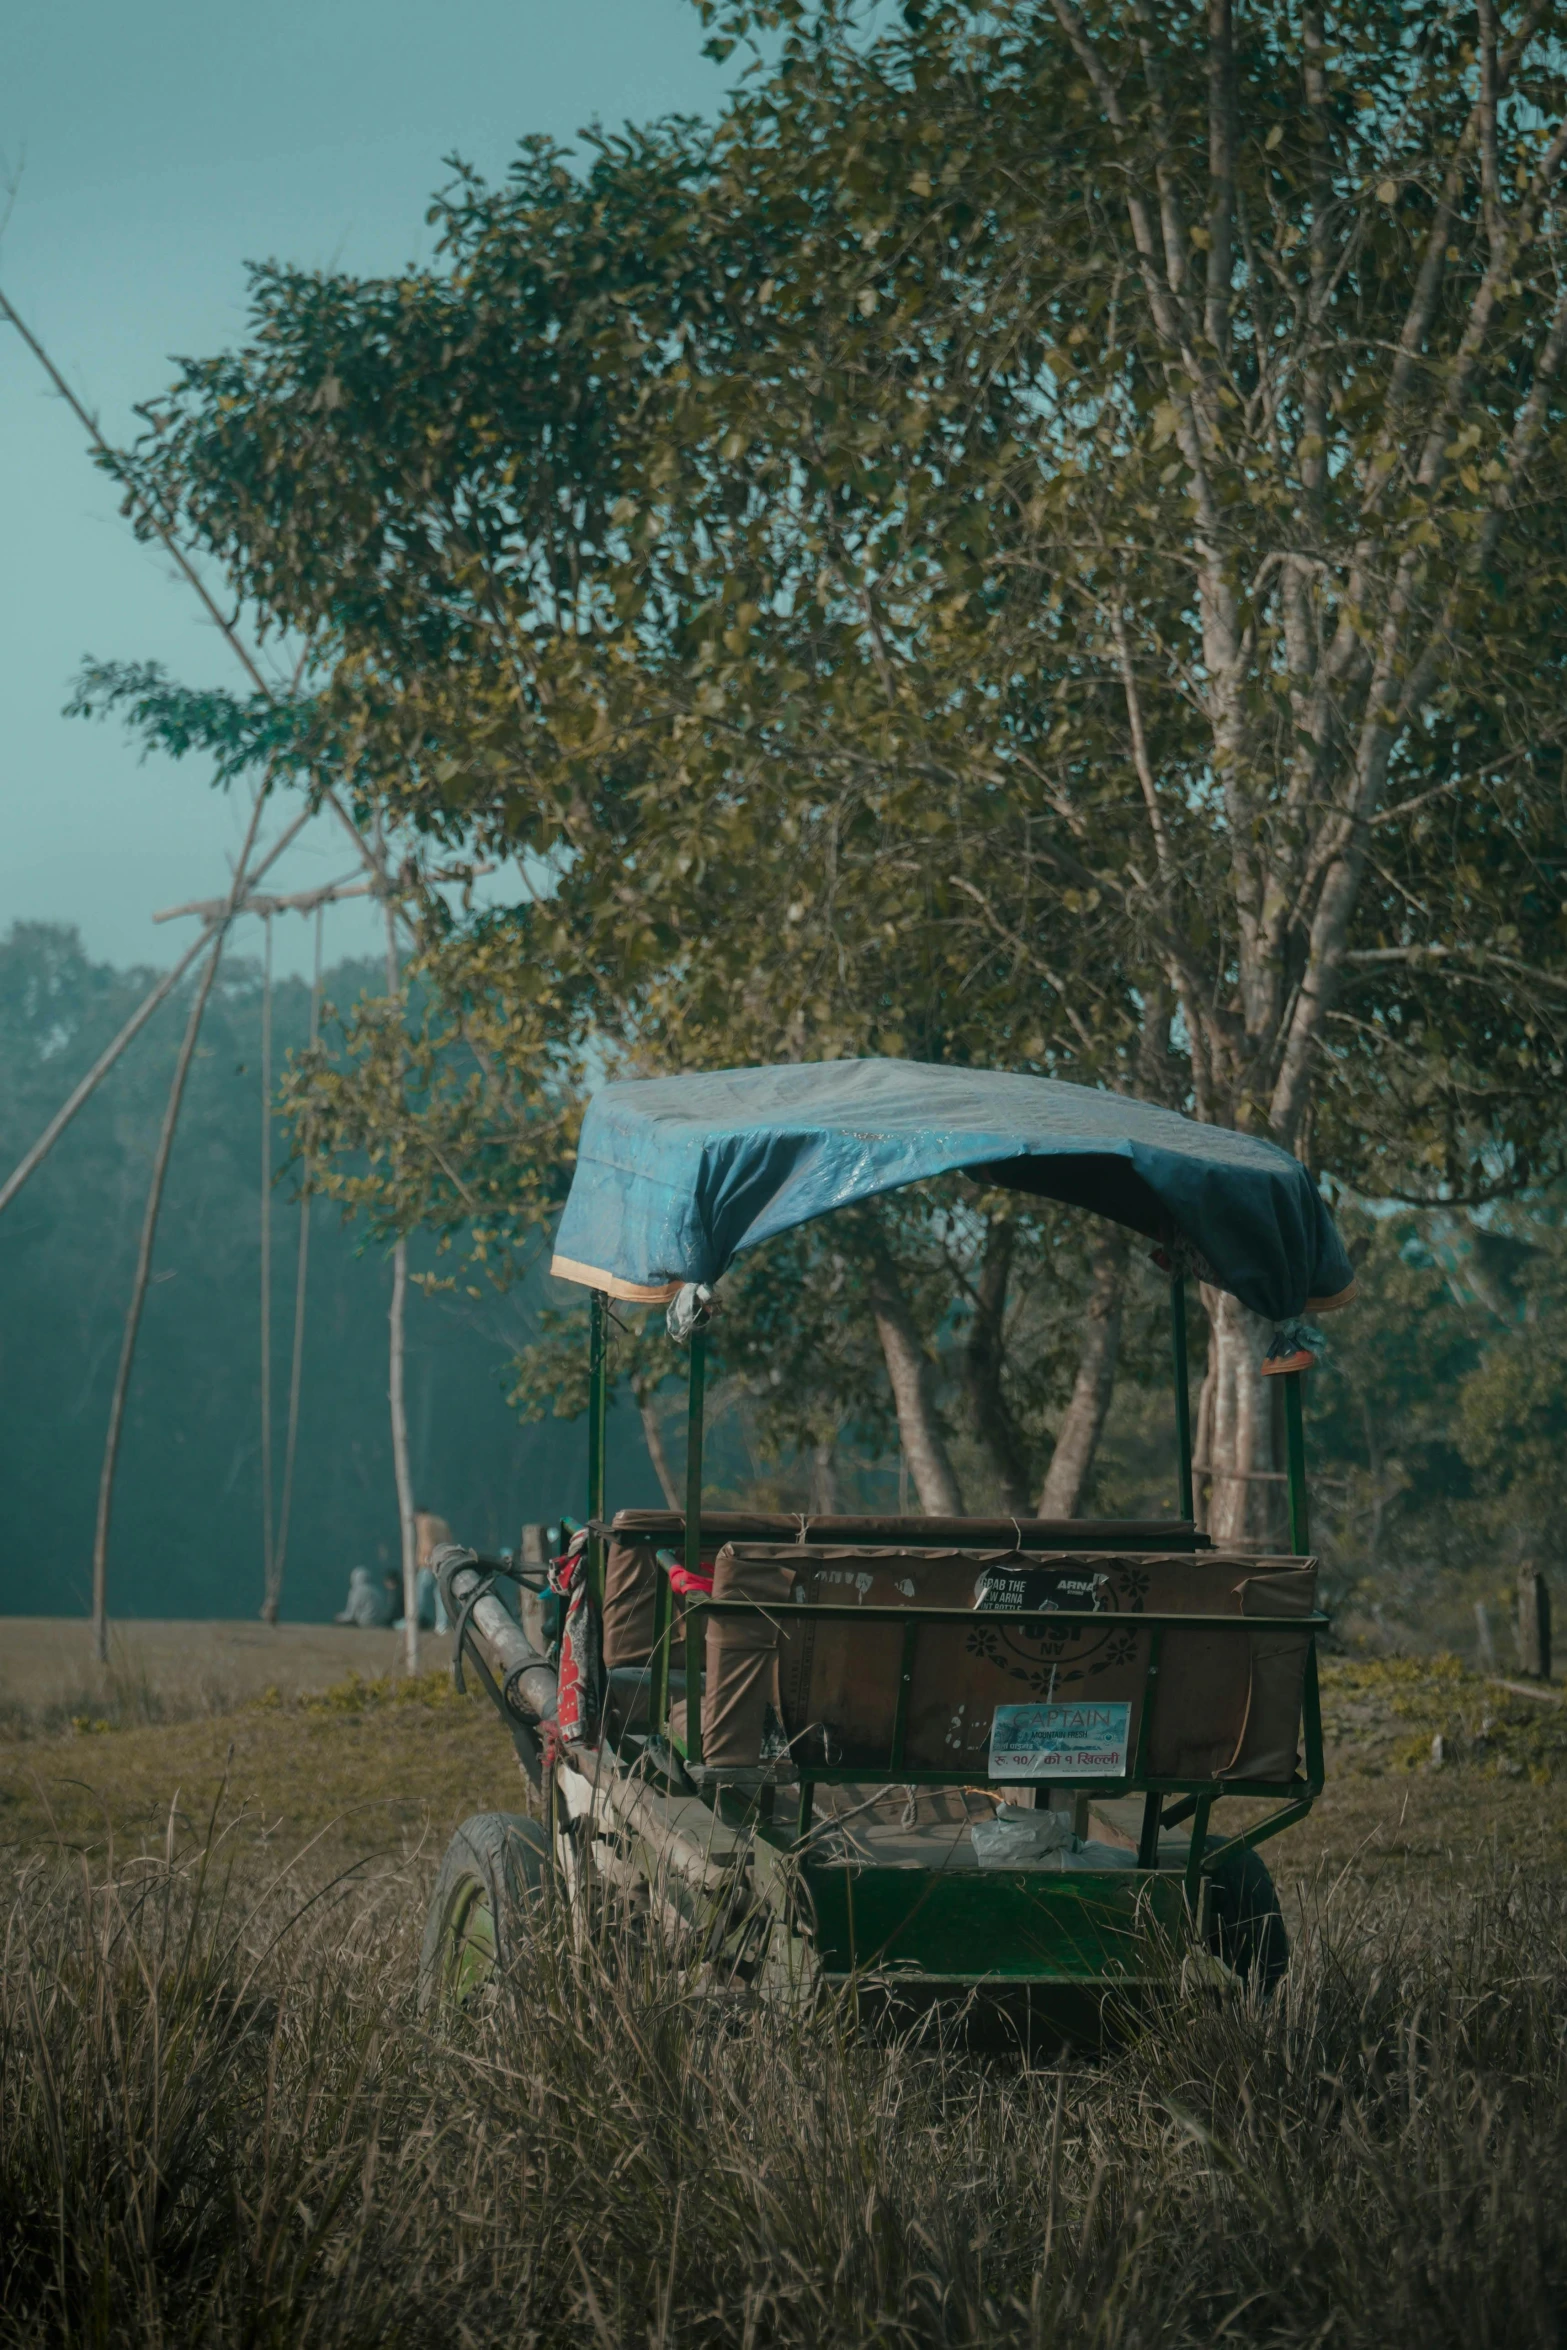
[
  {"xmin": 418, "ymin": 1812, "xmax": 547, "ymax": 2012},
  {"xmin": 1202, "ymin": 1836, "xmax": 1287, "ymax": 1990}
]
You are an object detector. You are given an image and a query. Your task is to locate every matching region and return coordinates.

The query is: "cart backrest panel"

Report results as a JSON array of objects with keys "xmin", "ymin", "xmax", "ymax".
[
  {"xmin": 699, "ymin": 1543, "xmax": 1318, "ymax": 1785},
  {"xmin": 601, "ymin": 1509, "xmax": 1211, "ymax": 1671}
]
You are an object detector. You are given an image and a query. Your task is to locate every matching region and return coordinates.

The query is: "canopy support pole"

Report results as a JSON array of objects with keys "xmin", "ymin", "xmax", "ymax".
[
  {"xmin": 684, "ymin": 1320, "xmax": 707, "ymax": 1584},
  {"xmin": 682, "ymin": 1320, "xmax": 708, "ymax": 1764},
  {"xmin": 1169, "ymin": 1274, "xmax": 1194, "ymax": 1524},
  {"xmin": 1283, "ymin": 1370, "xmax": 1310, "ymax": 1553},
  {"xmin": 587, "ymin": 1289, "xmax": 608, "ymax": 1604}
]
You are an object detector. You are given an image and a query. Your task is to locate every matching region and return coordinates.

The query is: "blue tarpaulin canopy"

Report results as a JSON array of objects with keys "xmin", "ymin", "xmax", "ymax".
[{"xmin": 549, "ymin": 1059, "xmax": 1356, "ymax": 1323}]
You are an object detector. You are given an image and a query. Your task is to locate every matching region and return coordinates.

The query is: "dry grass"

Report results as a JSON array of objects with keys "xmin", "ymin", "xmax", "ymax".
[
  {"xmin": 5, "ymin": 1649, "xmax": 1567, "ymax": 2345},
  {"xmin": 0, "ymin": 1669, "xmax": 523, "ymax": 1863},
  {"xmin": 0, "ymin": 1618, "xmax": 412, "ymax": 1740}
]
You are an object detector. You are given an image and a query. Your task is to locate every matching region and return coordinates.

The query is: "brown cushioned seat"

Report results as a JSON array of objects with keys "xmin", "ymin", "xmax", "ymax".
[{"xmin": 599, "ymin": 1508, "xmax": 1209, "ymax": 1670}]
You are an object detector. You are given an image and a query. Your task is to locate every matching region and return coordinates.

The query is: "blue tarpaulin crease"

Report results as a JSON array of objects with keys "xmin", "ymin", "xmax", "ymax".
[{"xmin": 548, "ymin": 1059, "xmax": 1357, "ymax": 1323}]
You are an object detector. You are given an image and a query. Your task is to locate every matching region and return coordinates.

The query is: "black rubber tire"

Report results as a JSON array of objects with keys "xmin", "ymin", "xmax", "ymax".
[
  {"xmin": 1202, "ymin": 1835, "xmax": 1288, "ymax": 1991},
  {"xmin": 417, "ymin": 1811, "xmax": 548, "ymax": 2013}
]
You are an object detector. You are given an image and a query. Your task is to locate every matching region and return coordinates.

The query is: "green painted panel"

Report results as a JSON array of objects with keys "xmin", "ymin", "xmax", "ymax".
[{"xmin": 801, "ymin": 1862, "xmax": 1189, "ymax": 1984}]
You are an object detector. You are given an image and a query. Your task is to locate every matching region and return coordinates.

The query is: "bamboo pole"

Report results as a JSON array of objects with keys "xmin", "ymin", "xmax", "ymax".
[
  {"xmin": 155, "ymin": 873, "xmax": 369, "ymax": 924},
  {"xmin": 88, "ymin": 766, "xmax": 275, "ymax": 1660},
  {"xmin": 258, "ymin": 912, "xmax": 275, "ymax": 1614},
  {"xmin": 383, "ymin": 897, "xmax": 419, "ymax": 1672},
  {"xmin": 3, "ymin": 286, "xmax": 429, "ymax": 1661},
  {"xmin": 0, "ymin": 925, "xmax": 216, "ymax": 1221},
  {"xmin": 0, "ymin": 286, "xmax": 414, "ymax": 941},
  {"xmin": 267, "ymin": 905, "xmax": 323, "ymax": 1623},
  {"xmin": 90, "ymin": 931, "xmax": 227, "ymax": 1662},
  {"xmin": 0, "ymin": 804, "xmax": 312, "ymax": 1224}
]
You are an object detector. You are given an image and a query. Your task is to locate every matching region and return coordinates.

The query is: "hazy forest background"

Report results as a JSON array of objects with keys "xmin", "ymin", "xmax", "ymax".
[
  {"xmin": 4, "ymin": 913, "xmax": 1561, "ymax": 1652},
  {"xmin": 10, "ymin": 0, "xmax": 1567, "ymax": 1657},
  {"xmin": 0, "ymin": 921, "xmax": 668, "ymax": 1624}
]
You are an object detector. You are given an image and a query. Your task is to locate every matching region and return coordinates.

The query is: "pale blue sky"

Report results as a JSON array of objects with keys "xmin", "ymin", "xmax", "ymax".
[{"xmin": 0, "ymin": 1, "xmax": 733, "ymax": 977}]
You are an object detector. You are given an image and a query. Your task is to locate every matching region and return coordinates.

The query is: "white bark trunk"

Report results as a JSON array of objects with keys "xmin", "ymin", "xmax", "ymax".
[
  {"xmin": 1196, "ymin": 1285, "xmax": 1276, "ymax": 1548},
  {"xmin": 384, "ymin": 898, "xmax": 418, "ymax": 1673},
  {"xmin": 807, "ymin": 1438, "xmax": 841, "ymax": 1514},
  {"xmin": 389, "ymin": 1237, "xmax": 419, "ymax": 1672},
  {"xmin": 1037, "ymin": 1228, "xmax": 1128, "ymax": 1516},
  {"xmin": 636, "ymin": 1388, "xmax": 682, "ymax": 1509},
  {"xmin": 869, "ymin": 1249, "xmax": 963, "ymax": 1515}
]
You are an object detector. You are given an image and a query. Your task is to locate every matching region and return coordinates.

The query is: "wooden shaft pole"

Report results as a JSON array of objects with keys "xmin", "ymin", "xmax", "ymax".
[
  {"xmin": 90, "ymin": 932, "xmax": 226, "ymax": 1662},
  {"xmin": 269, "ymin": 905, "xmax": 322, "ymax": 1620},
  {"xmin": 258, "ymin": 913, "xmax": 275, "ymax": 1615}
]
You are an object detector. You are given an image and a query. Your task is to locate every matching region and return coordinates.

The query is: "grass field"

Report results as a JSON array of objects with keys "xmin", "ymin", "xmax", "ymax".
[{"xmin": 6, "ymin": 1631, "xmax": 1567, "ymax": 2345}]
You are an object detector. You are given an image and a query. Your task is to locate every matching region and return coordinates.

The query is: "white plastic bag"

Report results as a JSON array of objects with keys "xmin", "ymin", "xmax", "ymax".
[{"xmin": 971, "ymin": 1803, "xmax": 1075, "ymax": 1869}]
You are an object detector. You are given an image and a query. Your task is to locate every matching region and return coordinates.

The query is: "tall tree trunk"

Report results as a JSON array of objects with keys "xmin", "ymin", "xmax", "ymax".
[
  {"xmin": 1192, "ymin": 1351, "xmax": 1216, "ymax": 1535},
  {"xmin": 1196, "ymin": 1284, "xmax": 1276, "ymax": 1547},
  {"xmin": 389, "ymin": 1237, "xmax": 419, "ymax": 1672},
  {"xmin": 635, "ymin": 1382, "xmax": 682, "ymax": 1509},
  {"xmin": 383, "ymin": 900, "xmax": 419, "ymax": 1672},
  {"xmin": 868, "ymin": 1246, "xmax": 964, "ymax": 1514},
  {"xmin": 1036, "ymin": 1226, "xmax": 1128, "ymax": 1517},
  {"xmin": 961, "ymin": 1213, "xmax": 1034, "ymax": 1512},
  {"xmin": 807, "ymin": 1436, "xmax": 841, "ymax": 1514}
]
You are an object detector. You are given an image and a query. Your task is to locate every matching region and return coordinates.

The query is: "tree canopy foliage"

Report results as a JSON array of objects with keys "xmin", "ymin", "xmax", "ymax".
[{"xmin": 82, "ymin": 0, "xmax": 1567, "ymax": 1526}]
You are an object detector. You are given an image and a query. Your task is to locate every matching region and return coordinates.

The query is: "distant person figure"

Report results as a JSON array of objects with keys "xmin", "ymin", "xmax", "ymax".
[
  {"xmin": 335, "ymin": 1566, "xmax": 394, "ymax": 1628},
  {"xmin": 415, "ymin": 1506, "xmax": 455, "ymax": 1633},
  {"xmin": 392, "ymin": 1508, "xmax": 457, "ymax": 1634}
]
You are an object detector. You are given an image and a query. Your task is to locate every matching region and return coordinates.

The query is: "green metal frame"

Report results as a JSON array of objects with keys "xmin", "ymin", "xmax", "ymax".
[
  {"xmin": 587, "ymin": 1288, "xmax": 609, "ymax": 1605},
  {"xmin": 1283, "ymin": 1366, "xmax": 1310, "ymax": 1551},
  {"xmin": 684, "ymin": 1320, "xmax": 708, "ymax": 1585},
  {"xmin": 1170, "ymin": 1272, "xmax": 1195, "ymax": 1523},
  {"xmin": 579, "ymin": 1254, "xmax": 1325, "ymax": 1984},
  {"xmin": 655, "ymin": 1586, "xmax": 1325, "ymax": 1819}
]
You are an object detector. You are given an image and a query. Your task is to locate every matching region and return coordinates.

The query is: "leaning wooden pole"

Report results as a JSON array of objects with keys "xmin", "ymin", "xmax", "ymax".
[
  {"xmin": 88, "ymin": 766, "xmax": 274, "ymax": 1661},
  {"xmin": 0, "ymin": 924, "xmax": 217, "ymax": 1220},
  {"xmin": 0, "ymin": 285, "xmax": 412, "ymax": 961},
  {"xmin": 383, "ymin": 896, "xmax": 419, "ymax": 1672},
  {"xmin": 90, "ymin": 931, "xmax": 227, "ymax": 1662},
  {"xmin": 0, "ymin": 805, "xmax": 313, "ymax": 1226}
]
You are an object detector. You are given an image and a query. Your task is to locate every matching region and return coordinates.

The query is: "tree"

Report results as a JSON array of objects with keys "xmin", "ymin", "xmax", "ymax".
[
  {"xmin": 98, "ymin": 112, "xmax": 1155, "ymax": 1514},
  {"xmin": 99, "ymin": 2, "xmax": 1567, "ymax": 1531},
  {"xmin": 650, "ymin": 0, "xmax": 1567, "ymax": 1530}
]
